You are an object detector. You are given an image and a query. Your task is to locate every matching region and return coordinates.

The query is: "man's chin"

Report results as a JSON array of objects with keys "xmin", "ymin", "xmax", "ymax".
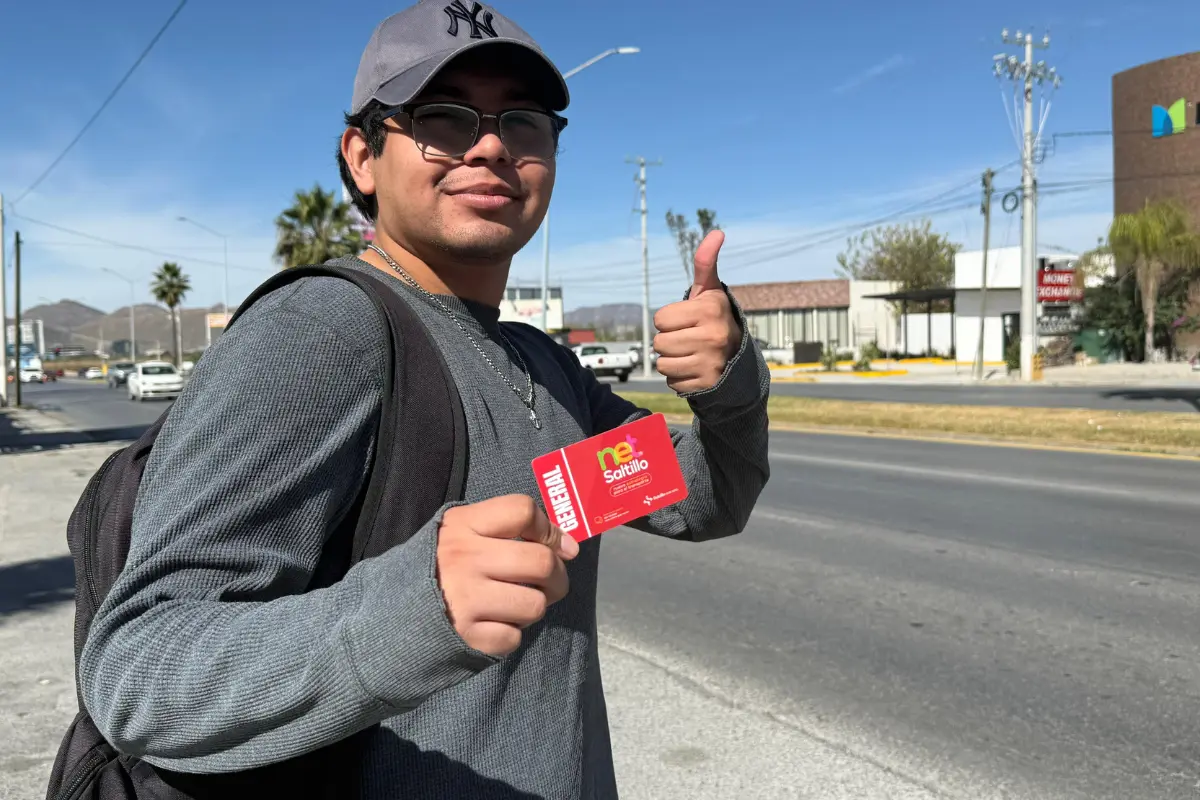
[{"xmin": 440, "ymin": 220, "xmax": 533, "ymax": 260}]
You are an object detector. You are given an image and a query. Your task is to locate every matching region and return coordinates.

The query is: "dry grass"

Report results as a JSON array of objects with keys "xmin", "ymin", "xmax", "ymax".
[{"xmin": 617, "ymin": 392, "xmax": 1200, "ymax": 456}]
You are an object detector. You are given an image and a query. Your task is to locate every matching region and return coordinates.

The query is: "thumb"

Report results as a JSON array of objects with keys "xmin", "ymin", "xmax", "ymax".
[
  {"xmin": 689, "ymin": 230, "xmax": 726, "ymax": 300},
  {"xmin": 464, "ymin": 495, "xmax": 580, "ymax": 559}
]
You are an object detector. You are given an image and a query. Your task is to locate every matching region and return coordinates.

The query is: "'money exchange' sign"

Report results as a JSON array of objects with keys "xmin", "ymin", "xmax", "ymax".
[{"xmin": 1037, "ymin": 269, "xmax": 1083, "ymax": 303}]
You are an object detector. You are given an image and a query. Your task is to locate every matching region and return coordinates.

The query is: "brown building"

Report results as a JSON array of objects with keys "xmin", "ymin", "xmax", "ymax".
[
  {"xmin": 1112, "ymin": 51, "xmax": 1200, "ymax": 224},
  {"xmin": 1113, "ymin": 52, "xmax": 1200, "ymax": 357}
]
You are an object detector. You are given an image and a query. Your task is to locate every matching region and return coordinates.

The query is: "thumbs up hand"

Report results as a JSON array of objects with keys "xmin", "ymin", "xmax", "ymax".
[{"xmin": 652, "ymin": 230, "xmax": 743, "ymax": 394}]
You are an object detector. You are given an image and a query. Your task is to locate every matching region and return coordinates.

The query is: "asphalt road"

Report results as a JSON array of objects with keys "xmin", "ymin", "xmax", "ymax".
[
  {"xmin": 15, "ymin": 379, "xmax": 172, "ymax": 434},
  {"xmin": 12, "ymin": 380, "xmax": 1200, "ymax": 797},
  {"xmin": 21, "ymin": 376, "xmax": 1200, "ymax": 427},
  {"xmin": 598, "ymin": 431, "xmax": 1200, "ymax": 799},
  {"xmin": 622, "ymin": 377, "xmax": 1200, "ymax": 413}
]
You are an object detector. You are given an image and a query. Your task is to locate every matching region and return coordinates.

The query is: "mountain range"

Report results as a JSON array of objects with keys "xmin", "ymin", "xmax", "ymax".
[
  {"xmin": 10, "ymin": 300, "xmax": 228, "ymax": 356},
  {"xmin": 10, "ymin": 298, "xmax": 655, "ymax": 357},
  {"xmin": 564, "ymin": 302, "xmax": 655, "ymax": 335}
]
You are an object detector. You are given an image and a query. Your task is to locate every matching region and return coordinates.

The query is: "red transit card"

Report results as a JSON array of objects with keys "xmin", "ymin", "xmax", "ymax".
[{"xmin": 531, "ymin": 413, "xmax": 689, "ymax": 543}]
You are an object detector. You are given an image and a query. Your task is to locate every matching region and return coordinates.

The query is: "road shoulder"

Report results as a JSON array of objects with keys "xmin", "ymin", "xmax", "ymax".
[{"xmin": 601, "ymin": 635, "xmax": 946, "ymax": 799}]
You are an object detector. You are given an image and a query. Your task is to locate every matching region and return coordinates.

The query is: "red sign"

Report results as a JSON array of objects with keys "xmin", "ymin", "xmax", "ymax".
[
  {"xmin": 531, "ymin": 413, "xmax": 688, "ymax": 543},
  {"xmin": 1037, "ymin": 269, "xmax": 1083, "ymax": 302}
]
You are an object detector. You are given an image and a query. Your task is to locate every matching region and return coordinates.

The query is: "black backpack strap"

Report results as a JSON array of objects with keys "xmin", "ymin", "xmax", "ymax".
[{"xmin": 228, "ymin": 264, "xmax": 467, "ymax": 564}]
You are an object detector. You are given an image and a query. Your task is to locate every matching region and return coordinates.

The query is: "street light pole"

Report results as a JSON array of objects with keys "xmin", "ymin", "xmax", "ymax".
[
  {"xmin": 177, "ymin": 216, "xmax": 229, "ymax": 317},
  {"xmin": 101, "ymin": 268, "xmax": 137, "ymax": 360},
  {"xmin": 539, "ymin": 46, "xmax": 640, "ymax": 334}
]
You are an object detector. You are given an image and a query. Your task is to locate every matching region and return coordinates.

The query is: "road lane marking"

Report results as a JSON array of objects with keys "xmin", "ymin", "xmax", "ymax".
[
  {"xmin": 769, "ymin": 451, "xmax": 1200, "ymax": 509},
  {"xmin": 751, "ymin": 508, "xmax": 838, "ymax": 529}
]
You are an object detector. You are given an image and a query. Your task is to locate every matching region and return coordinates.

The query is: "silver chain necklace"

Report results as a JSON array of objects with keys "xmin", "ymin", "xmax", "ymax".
[{"xmin": 367, "ymin": 243, "xmax": 541, "ymax": 429}]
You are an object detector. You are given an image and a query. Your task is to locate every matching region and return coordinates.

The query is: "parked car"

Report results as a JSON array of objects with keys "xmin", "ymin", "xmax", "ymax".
[
  {"xmin": 82, "ymin": 367, "xmax": 103, "ymax": 380},
  {"xmin": 628, "ymin": 344, "xmax": 659, "ymax": 369},
  {"xmin": 128, "ymin": 361, "xmax": 184, "ymax": 402},
  {"xmin": 107, "ymin": 362, "xmax": 137, "ymax": 388},
  {"xmin": 572, "ymin": 344, "xmax": 635, "ymax": 382}
]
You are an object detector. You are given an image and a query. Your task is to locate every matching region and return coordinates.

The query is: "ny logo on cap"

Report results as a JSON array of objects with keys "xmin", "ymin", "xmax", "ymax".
[{"xmin": 444, "ymin": 1, "xmax": 498, "ymax": 39}]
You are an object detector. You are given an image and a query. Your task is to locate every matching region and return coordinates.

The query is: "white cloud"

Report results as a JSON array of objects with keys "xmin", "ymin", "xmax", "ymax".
[{"xmin": 831, "ymin": 55, "xmax": 911, "ymax": 95}]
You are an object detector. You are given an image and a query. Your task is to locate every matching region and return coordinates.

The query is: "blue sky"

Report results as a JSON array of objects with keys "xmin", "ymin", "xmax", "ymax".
[{"xmin": 2, "ymin": 0, "xmax": 1198, "ymax": 314}]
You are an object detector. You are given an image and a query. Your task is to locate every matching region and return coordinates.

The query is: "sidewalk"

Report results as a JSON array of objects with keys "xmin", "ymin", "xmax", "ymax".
[
  {"xmin": 0, "ymin": 445, "xmax": 943, "ymax": 800},
  {"xmin": 0, "ymin": 444, "xmax": 109, "ymax": 800}
]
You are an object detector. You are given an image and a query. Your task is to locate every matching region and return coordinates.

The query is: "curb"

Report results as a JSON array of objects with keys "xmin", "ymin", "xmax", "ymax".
[{"xmin": 0, "ymin": 405, "xmax": 79, "ymax": 435}]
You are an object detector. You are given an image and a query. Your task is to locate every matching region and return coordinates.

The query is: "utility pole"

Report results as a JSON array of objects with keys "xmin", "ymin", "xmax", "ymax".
[
  {"xmin": 995, "ymin": 30, "xmax": 1061, "ymax": 381},
  {"xmin": 627, "ymin": 156, "xmax": 662, "ymax": 379},
  {"xmin": 974, "ymin": 168, "xmax": 995, "ymax": 381},
  {"xmin": 0, "ymin": 193, "xmax": 8, "ymax": 406},
  {"xmin": 13, "ymin": 232, "xmax": 21, "ymax": 408}
]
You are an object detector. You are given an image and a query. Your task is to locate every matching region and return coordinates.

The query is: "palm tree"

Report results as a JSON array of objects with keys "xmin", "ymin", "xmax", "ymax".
[
  {"xmin": 274, "ymin": 184, "xmax": 365, "ymax": 269},
  {"xmin": 1108, "ymin": 199, "xmax": 1200, "ymax": 361},
  {"xmin": 151, "ymin": 262, "xmax": 192, "ymax": 368}
]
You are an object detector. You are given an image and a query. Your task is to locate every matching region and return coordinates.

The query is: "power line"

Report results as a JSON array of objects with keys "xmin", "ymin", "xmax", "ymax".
[
  {"xmin": 11, "ymin": 0, "xmax": 189, "ymax": 206},
  {"xmin": 9, "ymin": 212, "xmax": 269, "ymax": 274},
  {"xmin": 559, "ymin": 164, "xmax": 1022, "ymax": 282},
  {"xmin": 559, "ymin": 180, "xmax": 1004, "ymax": 287},
  {"xmin": 26, "ymin": 241, "xmax": 264, "ymax": 254}
]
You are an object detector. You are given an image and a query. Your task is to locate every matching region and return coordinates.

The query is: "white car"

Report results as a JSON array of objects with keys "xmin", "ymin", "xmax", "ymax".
[
  {"xmin": 19, "ymin": 367, "xmax": 45, "ymax": 383},
  {"xmin": 84, "ymin": 367, "xmax": 103, "ymax": 380},
  {"xmin": 128, "ymin": 362, "xmax": 184, "ymax": 402},
  {"xmin": 572, "ymin": 344, "xmax": 635, "ymax": 382}
]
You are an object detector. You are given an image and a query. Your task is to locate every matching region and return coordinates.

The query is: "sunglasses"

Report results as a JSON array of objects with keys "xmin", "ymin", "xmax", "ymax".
[{"xmin": 382, "ymin": 102, "xmax": 568, "ymax": 160}]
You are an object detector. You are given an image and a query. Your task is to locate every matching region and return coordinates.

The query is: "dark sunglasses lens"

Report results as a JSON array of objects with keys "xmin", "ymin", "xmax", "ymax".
[
  {"xmin": 500, "ymin": 110, "xmax": 557, "ymax": 159},
  {"xmin": 411, "ymin": 104, "xmax": 479, "ymax": 156}
]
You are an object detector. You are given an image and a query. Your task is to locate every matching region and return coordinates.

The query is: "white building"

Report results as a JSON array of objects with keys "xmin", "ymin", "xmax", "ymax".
[
  {"xmin": 729, "ymin": 279, "xmax": 903, "ymax": 358},
  {"xmin": 954, "ymin": 246, "xmax": 1079, "ymax": 364},
  {"xmin": 499, "ymin": 285, "xmax": 564, "ymax": 331},
  {"xmin": 5, "ymin": 319, "xmax": 45, "ymax": 358}
]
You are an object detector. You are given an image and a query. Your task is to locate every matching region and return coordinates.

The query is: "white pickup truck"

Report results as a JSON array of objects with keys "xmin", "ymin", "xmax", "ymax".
[{"xmin": 572, "ymin": 344, "xmax": 635, "ymax": 382}]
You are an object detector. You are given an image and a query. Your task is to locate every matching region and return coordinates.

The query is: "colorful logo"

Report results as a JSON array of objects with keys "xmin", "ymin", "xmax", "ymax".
[
  {"xmin": 1152, "ymin": 98, "xmax": 1188, "ymax": 138},
  {"xmin": 597, "ymin": 434, "xmax": 649, "ymax": 484}
]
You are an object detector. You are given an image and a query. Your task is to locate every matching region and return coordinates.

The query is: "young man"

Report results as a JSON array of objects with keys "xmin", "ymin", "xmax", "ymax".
[{"xmin": 80, "ymin": 2, "xmax": 770, "ymax": 797}]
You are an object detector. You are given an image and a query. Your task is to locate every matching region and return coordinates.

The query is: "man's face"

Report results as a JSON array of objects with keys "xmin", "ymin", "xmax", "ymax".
[{"xmin": 347, "ymin": 57, "xmax": 557, "ymax": 263}]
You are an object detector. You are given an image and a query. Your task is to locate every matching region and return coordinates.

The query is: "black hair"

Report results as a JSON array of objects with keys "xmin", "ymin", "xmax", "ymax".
[{"xmin": 337, "ymin": 100, "xmax": 390, "ymax": 222}]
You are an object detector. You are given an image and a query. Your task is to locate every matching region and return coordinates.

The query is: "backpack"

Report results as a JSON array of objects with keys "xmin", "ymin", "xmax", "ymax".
[{"xmin": 45, "ymin": 264, "xmax": 469, "ymax": 800}]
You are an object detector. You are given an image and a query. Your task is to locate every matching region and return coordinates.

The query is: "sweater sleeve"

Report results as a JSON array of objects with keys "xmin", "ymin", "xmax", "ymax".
[
  {"xmin": 79, "ymin": 285, "xmax": 495, "ymax": 774},
  {"xmin": 579, "ymin": 286, "xmax": 771, "ymax": 541}
]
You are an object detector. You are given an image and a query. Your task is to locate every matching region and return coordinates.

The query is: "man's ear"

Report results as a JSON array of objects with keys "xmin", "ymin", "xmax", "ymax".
[{"xmin": 341, "ymin": 128, "xmax": 376, "ymax": 197}]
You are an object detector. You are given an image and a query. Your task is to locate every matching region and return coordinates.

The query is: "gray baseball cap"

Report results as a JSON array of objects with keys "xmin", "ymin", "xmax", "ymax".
[{"xmin": 351, "ymin": 1, "xmax": 569, "ymax": 115}]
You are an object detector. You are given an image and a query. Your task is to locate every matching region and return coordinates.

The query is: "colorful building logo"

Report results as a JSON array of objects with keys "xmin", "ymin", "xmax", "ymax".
[{"xmin": 1152, "ymin": 98, "xmax": 1188, "ymax": 137}]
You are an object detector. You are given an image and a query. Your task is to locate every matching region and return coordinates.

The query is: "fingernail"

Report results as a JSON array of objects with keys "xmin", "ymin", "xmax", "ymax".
[{"xmin": 559, "ymin": 530, "xmax": 580, "ymax": 558}]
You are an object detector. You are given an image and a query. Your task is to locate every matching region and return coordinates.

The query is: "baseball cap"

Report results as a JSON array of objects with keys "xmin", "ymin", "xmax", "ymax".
[{"xmin": 351, "ymin": 1, "xmax": 570, "ymax": 115}]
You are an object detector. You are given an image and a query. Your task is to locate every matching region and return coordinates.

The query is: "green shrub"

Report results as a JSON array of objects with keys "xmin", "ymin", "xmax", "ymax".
[
  {"xmin": 821, "ymin": 347, "xmax": 839, "ymax": 372},
  {"xmin": 1005, "ymin": 338, "xmax": 1021, "ymax": 373}
]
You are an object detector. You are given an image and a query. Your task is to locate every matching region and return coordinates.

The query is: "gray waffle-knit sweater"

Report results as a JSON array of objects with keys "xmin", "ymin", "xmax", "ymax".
[{"xmin": 79, "ymin": 255, "xmax": 771, "ymax": 799}]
